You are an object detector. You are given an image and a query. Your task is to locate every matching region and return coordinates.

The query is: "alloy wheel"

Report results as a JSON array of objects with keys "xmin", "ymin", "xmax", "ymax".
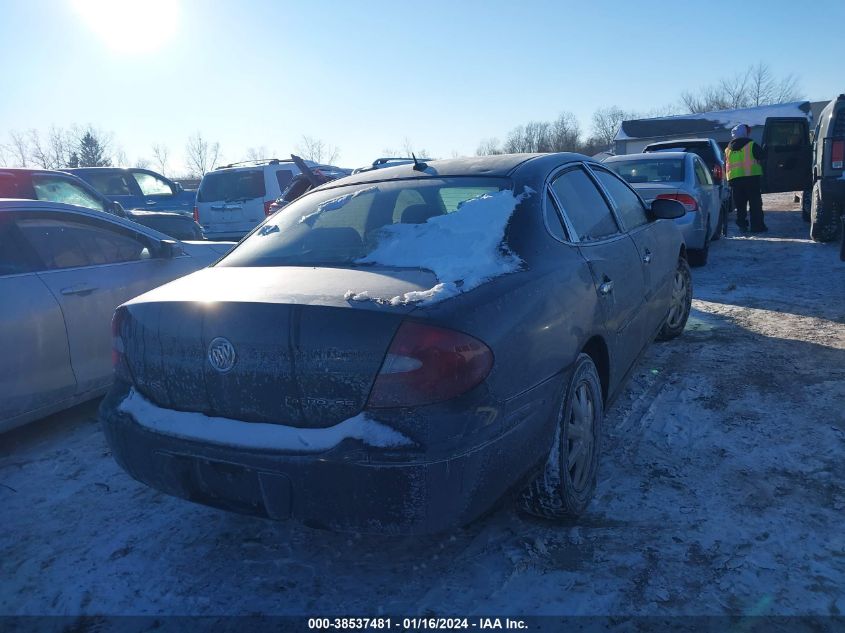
[{"xmin": 566, "ymin": 381, "xmax": 596, "ymax": 493}]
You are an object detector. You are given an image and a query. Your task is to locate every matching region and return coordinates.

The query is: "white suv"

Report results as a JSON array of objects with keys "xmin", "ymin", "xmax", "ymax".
[{"xmin": 195, "ymin": 158, "xmax": 318, "ymax": 240}]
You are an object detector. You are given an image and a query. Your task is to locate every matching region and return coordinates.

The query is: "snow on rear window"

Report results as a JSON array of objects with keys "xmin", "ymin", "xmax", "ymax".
[{"xmin": 348, "ymin": 187, "xmax": 533, "ymax": 305}]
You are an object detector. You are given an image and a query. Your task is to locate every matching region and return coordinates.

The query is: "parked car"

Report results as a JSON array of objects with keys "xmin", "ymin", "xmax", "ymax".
[
  {"xmin": 67, "ymin": 167, "xmax": 196, "ymax": 216},
  {"xmin": 0, "ymin": 200, "xmax": 234, "ymax": 433},
  {"xmin": 101, "ymin": 153, "xmax": 691, "ymax": 534},
  {"xmin": 604, "ymin": 152, "xmax": 720, "ymax": 266},
  {"xmin": 195, "ymin": 158, "xmax": 320, "ymax": 241},
  {"xmin": 808, "ymin": 93, "xmax": 845, "ymax": 242},
  {"xmin": 0, "ymin": 168, "xmax": 204, "ymax": 241},
  {"xmin": 352, "ymin": 156, "xmax": 433, "ymax": 174},
  {"xmin": 643, "ymin": 138, "xmax": 730, "ymax": 236}
]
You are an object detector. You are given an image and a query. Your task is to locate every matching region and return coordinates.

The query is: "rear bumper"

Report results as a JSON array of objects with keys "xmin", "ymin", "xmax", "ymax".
[{"xmin": 99, "ymin": 377, "xmax": 562, "ymax": 535}]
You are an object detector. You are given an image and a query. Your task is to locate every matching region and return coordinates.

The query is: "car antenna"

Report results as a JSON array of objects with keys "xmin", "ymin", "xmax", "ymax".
[{"xmin": 412, "ymin": 153, "xmax": 427, "ymax": 172}]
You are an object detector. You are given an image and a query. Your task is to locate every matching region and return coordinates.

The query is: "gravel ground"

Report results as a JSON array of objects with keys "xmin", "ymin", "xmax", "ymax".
[{"xmin": 2, "ymin": 194, "xmax": 844, "ymax": 619}]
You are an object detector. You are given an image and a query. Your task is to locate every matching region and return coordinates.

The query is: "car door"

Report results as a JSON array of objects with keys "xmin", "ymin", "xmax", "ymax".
[
  {"xmin": 692, "ymin": 157, "xmax": 719, "ymax": 238},
  {"xmin": 588, "ymin": 165, "xmax": 674, "ymax": 337},
  {"xmin": 0, "ymin": 215, "xmax": 77, "ymax": 430},
  {"xmin": 130, "ymin": 169, "xmax": 189, "ymax": 213},
  {"xmin": 549, "ymin": 165, "xmax": 649, "ymax": 374},
  {"xmin": 16, "ymin": 211, "xmax": 196, "ymax": 395},
  {"xmin": 762, "ymin": 117, "xmax": 813, "ymax": 193}
]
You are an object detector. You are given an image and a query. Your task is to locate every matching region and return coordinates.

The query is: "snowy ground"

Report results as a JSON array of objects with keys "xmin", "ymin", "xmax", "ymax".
[{"xmin": 2, "ymin": 194, "xmax": 844, "ymax": 618}]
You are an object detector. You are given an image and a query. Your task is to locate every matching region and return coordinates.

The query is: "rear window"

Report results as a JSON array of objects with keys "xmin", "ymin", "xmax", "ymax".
[
  {"xmin": 646, "ymin": 144, "xmax": 715, "ymax": 167},
  {"xmin": 607, "ymin": 159, "xmax": 685, "ymax": 184},
  {"xmin": 197, "ymin": 170, "xmax": 265, "ymax": 202},
  {"xmin": 217, "ymin": 177, "xmax": 512, "ymax": 268}
]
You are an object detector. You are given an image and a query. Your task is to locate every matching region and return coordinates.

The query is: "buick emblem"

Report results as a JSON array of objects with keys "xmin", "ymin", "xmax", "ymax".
[{"xmin": 208, "ymin": 337, "xmax": 237, "ymax": 373}]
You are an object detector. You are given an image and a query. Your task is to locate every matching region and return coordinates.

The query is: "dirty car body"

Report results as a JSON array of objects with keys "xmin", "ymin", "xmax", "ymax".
[{"xmin": 100, "ymin": 153, "xmax": 686, "ymax": 534}]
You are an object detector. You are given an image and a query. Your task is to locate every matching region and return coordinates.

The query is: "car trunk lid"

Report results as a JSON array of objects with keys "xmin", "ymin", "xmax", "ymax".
[{"xmin": 119, "ymin": 266, "xmax": 434, "ymax": 427}]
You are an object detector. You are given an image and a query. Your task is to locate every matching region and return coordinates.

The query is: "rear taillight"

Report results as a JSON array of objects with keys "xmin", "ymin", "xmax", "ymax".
[
  {"xmin": 366, "ymin": 322, "xmax": 493, "ymax": 408},
  {"xmin": 831, "ymin": 140, "xmax": 844, "ymax": 170},
  {"xmin": 656, "ymin": 193, "xmax": 698, "ymax": 211},
  {"xmin": 192, "ymin": 206, "xmax": 199, "ymax": 223},
  {"xmin": 111, "ymin": 308, "xmax": 131, "ymax": 382},
  {"xmin": 264, "ymin": 200, "xmax": 274, "ymax": 216},
  {"xmin": 712, "ymin": 164, "xmax": 723, "ymax": 182}
]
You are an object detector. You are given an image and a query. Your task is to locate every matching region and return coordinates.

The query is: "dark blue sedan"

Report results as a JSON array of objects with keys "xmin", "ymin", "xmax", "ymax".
[{"xmin": 100, "ymin": 153, "xmax": 691, "ymax": 534}]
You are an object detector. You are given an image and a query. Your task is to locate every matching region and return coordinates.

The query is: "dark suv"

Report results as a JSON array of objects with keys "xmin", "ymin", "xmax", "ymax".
[
  {"xmin": 808, "ymin": 93, "xmax": 845, "ymax": 242},
  {"xmin": 643, "ymin": 138, "xmax": 730, "ymax": 235}
]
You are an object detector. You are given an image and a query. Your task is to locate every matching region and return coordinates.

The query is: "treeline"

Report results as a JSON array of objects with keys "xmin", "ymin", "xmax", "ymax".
[
  {"xmin": 0, "ymin": 126, "xmax": 223, "ymax": 179},
  {"xmin": 476, "ymin": 63, "xmax": 803, "ymax": 156}
]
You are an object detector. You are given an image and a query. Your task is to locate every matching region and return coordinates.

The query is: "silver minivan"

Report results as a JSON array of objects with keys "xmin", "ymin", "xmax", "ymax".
[{"xmin": 195, "ymin": 158, "xmax": 318, "ymax": 240}]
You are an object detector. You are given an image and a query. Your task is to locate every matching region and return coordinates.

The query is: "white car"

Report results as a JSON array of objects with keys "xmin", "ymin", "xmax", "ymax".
[
  {"xmin": 603, "ymin": 152, "xmax": 721, "ymax": 267},
  {"xmin": 0, "ymin": 199, "xmax": 234, "ymax": 432},
  {"xmin": 194, "ymin": 158, "xmax": 319, "ymax": 241}
]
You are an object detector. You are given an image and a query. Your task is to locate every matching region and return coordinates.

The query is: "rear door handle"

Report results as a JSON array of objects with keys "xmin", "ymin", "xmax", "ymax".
[
  {"xmin": 61, "ymin": 283, "xmax": 98, "ymax": 296},
  {"xmin": 598, "ymin": 278, "xmax": 614, "ymax": 296}
]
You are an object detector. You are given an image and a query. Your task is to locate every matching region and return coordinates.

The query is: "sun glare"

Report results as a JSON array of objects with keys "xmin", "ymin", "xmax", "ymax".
[{"xmin": 71, "ymin": 0, "xmax": 180, "ymax": 54}]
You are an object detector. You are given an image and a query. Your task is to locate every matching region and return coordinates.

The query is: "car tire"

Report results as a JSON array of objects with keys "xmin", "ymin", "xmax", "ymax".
[
  {"xmin": 801, "ymin": 188, "xmax": 812, "ymax": 223},
  {"xmin": 520, "ymin": 353, "xmax": 602, "ymax": 520},
  {"xmin": 810, "ymin": 181, "xmax": 842, "ymax": 242},
  {"xmin": 656, "ymin": 257, "xmax": 692, "ymax": 341},
  {"xmin": 687, "ymin": 225, "xmax": 710, "ymax": 267}
]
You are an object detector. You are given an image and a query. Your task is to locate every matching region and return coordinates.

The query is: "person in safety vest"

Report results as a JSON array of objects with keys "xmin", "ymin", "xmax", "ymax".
[{"xmin": 725, "ymin": 123, "xmax": 767, "ymax": 233}]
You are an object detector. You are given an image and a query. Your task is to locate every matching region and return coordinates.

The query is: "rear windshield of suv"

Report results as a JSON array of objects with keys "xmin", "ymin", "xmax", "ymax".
[
  {"xmin": 646, "ymin": 144, "xmax": 715, "ymax": 167},
  {"xmin": 607, "ymin": 159, "xmax": 685, "ymax": 184},
  {"xmin": 217, "ymin": 177, "xmax": 511, "ymax": 268},
  {"xmin": 197, "ymin": 170, "xmax": 265, "ymax": 202}
]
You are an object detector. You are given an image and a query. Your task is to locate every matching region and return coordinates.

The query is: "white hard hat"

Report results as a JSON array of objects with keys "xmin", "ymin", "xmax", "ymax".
[{"xmin": 731, "ymin": 124, "xmax": 750, "ymax": 139}]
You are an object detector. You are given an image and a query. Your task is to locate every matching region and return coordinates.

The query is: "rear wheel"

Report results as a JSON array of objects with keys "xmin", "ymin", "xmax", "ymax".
[
  {"xmin": 810, "ymin": 181, "xmax": 842, "ymax": 242},
  {"xmin": 801, "ymin": 188, "xmax": 812, "ymax": 223},
  {"xmin": 657, "ymin": 257, "xmax": 692, "ymax": 341},
  {"xmin": 520, "ymin": 354, "xmax": 602, "ymax": 519}
]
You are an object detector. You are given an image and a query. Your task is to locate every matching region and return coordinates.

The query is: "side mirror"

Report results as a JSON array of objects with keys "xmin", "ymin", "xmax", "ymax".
[
  {"xmin": 650, "ymin": 198, "xmax": 685, "ymax": 220},
  {"xmin": 159, "ymin": 239, "xmax": 184, "ymax": 258},
  {"xmin": 174, "ymin": 182, "xmax": 184, "ymax": 193},
  {"xmin": 111, "ymin": 201, "xmax": 128, "ymax": 218}
]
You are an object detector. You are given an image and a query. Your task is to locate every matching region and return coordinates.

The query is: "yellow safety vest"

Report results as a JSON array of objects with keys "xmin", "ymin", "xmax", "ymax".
[{"xmin": 725, "ymin": 142, "xmax": 763, "ymax": 181}]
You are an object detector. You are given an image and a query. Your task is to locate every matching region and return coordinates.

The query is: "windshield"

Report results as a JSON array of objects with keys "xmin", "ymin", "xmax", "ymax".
[
  {"xmin": 607, "ymin": 159, "xmax": 685, "ymax": 184},
  {"xmin": 217, "ymin": 177, "xmax": 510, "ymax": 268},
  {"xmin": 197, "ymin": 169, "xmax": 265, "ymax": 202}
]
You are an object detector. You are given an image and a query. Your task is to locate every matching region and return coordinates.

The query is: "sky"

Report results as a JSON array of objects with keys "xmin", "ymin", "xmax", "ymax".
[{"xmin": 1, "ymin": 0, "xmax": 842, "ymax": 175}]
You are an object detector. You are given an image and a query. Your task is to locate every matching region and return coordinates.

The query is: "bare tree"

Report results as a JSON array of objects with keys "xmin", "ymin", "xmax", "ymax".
[
  {"xmin": 245, "ymin": 146, "xmax": 276, "ymax": 162},
  {"xmin": 47, "ymin": 127, "xmax": 72, "ymax": 168},
  {"xmin": 185, "ymin": 132, "xmax": 220, "ymax": 177},
  {"xmin": 476, "ymin": 138, "xmax": 502, "ymax": 156},
  {"xmin": 151, "ymin": 144, "xmax": 170, "ymax": 175},
  {"xmin": 28, "ymin": 129, "xmax": 52, "ymax": 168},
  {"xmin": 7, "ymin": 130, "xmax": 30, "ymax": 167},
  {"xmin": 591, "ymin": 106, "xmax": 627, "ymax": 147},
  {"xmin": 135, "ymin": 157, "xmax": 151, "ymax": 169},
  {"xmin": 295, "ymin": 136, "xmax": 340, "ymax": 164},
  {"xmin": 549, "ymin": 112, "xmax": 582, "ymax": 151},
  {"xmin": 681, "ymin": 63, "xmax": 803, "ymax": 113}
]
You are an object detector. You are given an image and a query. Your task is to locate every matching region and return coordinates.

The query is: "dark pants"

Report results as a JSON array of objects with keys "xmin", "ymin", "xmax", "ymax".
[{"xmin": 730, "ymin": 176, "xmax": 765, "ymax": 230}]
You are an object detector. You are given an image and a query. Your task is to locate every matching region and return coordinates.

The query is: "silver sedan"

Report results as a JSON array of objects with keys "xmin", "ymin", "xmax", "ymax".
[
  {"xmin": 0, "ymin": 200, "xmax": 234, "ymax": 432},
  {"xmin": 603, "ymin": 151, "xmax": 721, "ymax": 266}
]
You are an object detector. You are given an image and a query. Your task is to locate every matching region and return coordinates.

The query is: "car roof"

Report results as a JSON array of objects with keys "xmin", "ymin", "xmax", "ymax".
[
  {"xmin": 645, "ymin": 138, "xmax": 714, "ymax": 146},
  {"xmin": 0, "ymin": 167, "xmax": 85, "ymax": 176},
  {"xmin": 310, "ymin": 153, "xmax": 592, "ymax": 192},
  {"xmin": 605, "ymin": 152, "xmax": 690, "ymax": 161}
]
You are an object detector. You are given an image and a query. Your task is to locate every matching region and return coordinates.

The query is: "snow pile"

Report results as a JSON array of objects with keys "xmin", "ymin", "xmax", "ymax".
[
  {"xmin": 118, "ymin": 388, "xmax": 412, "ymax": 451},
  {"xmin": 299, "ymin": 186, "xmax": 377, "ymax": 226},
  {"xmin": 348, "ymin": 187, "xmax": 532, "ymax": 306}
]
